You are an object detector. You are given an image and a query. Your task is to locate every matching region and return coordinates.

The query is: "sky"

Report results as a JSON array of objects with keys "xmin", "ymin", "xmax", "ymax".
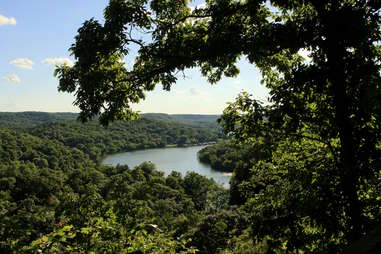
[{"xmin": 0, "ymin": 0, "xmax": 269, "ymax": 115}]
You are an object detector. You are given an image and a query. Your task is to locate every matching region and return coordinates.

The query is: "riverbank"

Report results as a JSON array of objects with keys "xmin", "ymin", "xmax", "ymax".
[{"xmin": 166, "ymin": 141, "xmax": 216, "ymax": 148}]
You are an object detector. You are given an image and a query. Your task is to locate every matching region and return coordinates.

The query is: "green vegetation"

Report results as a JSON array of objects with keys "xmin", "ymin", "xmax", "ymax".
[
  {"xmin": 0, "ymin": 112, "xmax": 221, "ymax": 162},
  {"xmin": 2, "ymin": 0, "xmax": 380, "ymax": 252},
  {"xmin": 29, "ymin": 118, "xmax": 220, "ymax": 162},
  {"xmin": 0, "ymin": 113, "xmax": 233, "ymax": 253},
  {"xmin": 143, "ymin": 113, "xmax": 220, "ymax": 123},
  {"xmin": 0, "ymin": 112, "xmax": 77, "ymax": 129},
  {"xmin": 53, "ymin": 0, "xmax": 381, "ymax": 252},
  {"xmin": 198, "ymin": 140, "xmax": 269, "ymax": 173}
]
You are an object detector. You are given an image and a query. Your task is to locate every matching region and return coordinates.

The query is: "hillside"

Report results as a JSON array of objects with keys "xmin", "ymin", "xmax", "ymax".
[
  {"xmin": 0, "ymin": 112, "xmax": 77, "ymax": 127},
  {"xmin": 0, "ymin": 112, "xmax": 219, "ymax": 127},
  {"xmin": 0, "ymin": 112, "xmax": 222, "ymax": 162},
  {"xmin": 0, "ymin": 123, "xmax": 227, "ymax": 253}
]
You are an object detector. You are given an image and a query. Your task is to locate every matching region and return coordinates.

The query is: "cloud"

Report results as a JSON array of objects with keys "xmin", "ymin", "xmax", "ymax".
[
  {"xmin": 42, "ymin": 57, "xmax": 74, "ymax": 67},
  {"xmin": 10, "ymin": 58, "xmax": 34, "ymax": 69},
  {"xmin": 234, "ymin": 79, "xmax": 241, "ymax": 85},
  {"xmin": 0, "ymin": 15, "xmax": 16, "ymax": 26},
  {"xmin": 2, "ymin": 74, "xmax": 21, "ymax": 83}
]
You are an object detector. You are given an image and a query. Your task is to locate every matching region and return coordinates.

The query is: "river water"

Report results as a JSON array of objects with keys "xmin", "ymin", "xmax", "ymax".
[{"xmin": 102, "ymin": 145, "xmax": 231, "ymax": 187}]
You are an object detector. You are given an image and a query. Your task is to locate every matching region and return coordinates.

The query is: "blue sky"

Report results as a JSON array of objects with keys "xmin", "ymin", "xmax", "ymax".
[{"xmin": 0, "ymin": 0, "xmax": 269, "ymax": 114}]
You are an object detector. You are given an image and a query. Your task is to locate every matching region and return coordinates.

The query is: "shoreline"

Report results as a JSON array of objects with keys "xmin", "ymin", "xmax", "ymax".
[
  {"xmin": 100, "ymin": 142, "xmax": 234, "ymax": 176},
  {"xmin": 99, "ymin": 142, "xmax": 216, "ymax": 162}
]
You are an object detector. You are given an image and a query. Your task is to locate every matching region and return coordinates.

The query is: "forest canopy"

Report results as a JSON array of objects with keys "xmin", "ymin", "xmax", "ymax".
[
  {"xmin": 0, "ymin": 112, "xmax": 230, "ymax": 253},
  {"xmin": 54, "ymin": 0, "xmax": 381, "ymax": 252}
]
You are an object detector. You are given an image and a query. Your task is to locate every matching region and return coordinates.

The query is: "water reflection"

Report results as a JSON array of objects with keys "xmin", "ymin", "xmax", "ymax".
[{"xmin": 102, "ymin": 145, "xmax": 231, "ymax": 188}]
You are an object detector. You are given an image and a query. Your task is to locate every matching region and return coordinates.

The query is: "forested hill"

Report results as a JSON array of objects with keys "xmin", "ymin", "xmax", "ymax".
[
  {"xmin": 0, "ymin": 112, "xmax": 220, "ymax": 128},
  {"xmin": 0, "ymin": 112, "xmax": 77, "ymax": 127},
  {"xmin": 0, "ymin": 114, "xmax": 229, "ymax": 253},
  {"xmin": 0, "ymin": 112, "xmax": 222, "ymax": 162}
]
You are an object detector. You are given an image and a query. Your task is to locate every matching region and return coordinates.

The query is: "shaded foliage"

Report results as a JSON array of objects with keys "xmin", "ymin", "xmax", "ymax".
[
  {"xmin": 0, "ymin": 112, "xmax": 221, "ymax": 162},
  {"xmin": 11, "ymin": 0, "xmax": 381, "ymax": 252},
  {"xmin": 0, "ymin": 120, "xmax": 231, "ymax": 253}
]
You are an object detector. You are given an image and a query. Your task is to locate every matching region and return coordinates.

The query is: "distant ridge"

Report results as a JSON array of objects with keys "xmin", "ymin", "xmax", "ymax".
[
  {"xmin": 0, "ymin": 111, "xmax": 78, "ymax": 126},
  {"xmin": 0, "ymin": 112, "xmax": 220, "ymax": 127},
  {"xmin": 142, "ymin": 113, "xmax": 220, "ymax": 123}
]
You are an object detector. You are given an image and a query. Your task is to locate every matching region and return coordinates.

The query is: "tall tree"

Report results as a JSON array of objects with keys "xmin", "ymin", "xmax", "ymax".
[{"xmin": 56, "ymin": 0, "xmax": 381, "ymax": 245}]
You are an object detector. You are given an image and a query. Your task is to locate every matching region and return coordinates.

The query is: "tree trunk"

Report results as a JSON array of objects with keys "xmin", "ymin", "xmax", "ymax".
[{"xmin": 327, "ymin": 41, "xmax": 362, "ymax": 241}]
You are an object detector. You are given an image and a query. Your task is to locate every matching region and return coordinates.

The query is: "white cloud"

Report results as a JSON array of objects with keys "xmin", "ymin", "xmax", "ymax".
[
  {"xmin": 298, "ymin": 48, "xmax": 312, "ymax": 62},
  {"xmin": 10, "ymin": 58, "xmax": 34, "ymax": 69},
  {"xmin": 42, "ymin": 57, "xmax": 74, "ymax": 67},
  {"xmin": 2, "ymin": 74, "xmax": 21, "ymax": 83},
  {"xmin": 0, "ymin": 15, "xmax": 16, "ymax": 26},
  {"xmin": 234, "ymin": 79, "xmax": 241, "ymax": 85}
]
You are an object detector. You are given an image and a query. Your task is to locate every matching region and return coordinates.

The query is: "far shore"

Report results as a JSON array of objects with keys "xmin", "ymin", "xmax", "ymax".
[{"xmin": 99, "ymin": 142, "xmax": 217, "ymax": 162}]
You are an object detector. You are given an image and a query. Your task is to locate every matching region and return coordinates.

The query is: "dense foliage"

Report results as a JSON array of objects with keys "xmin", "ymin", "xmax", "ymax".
[
  {"xmin": 54, "ymin": 0, "xmax": 381, "ymax": 252},
  {"xmin": 0, "ymin": 112, "xmax": 77, "ymax": 127},
  {"xmin": 0, "ymin": 113, "xmax": 239, "ymax": 253},
  {"xmin": 0, "ymin": 112, "xmax": 221, "ymax": 162},
  {"xmin": 198, "ymin": 140, "xmax": 270, "ymax": 173}
]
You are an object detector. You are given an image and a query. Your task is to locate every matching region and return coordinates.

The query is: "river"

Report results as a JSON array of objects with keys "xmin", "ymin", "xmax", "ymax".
[{"xmin": 102, "ymin": 145, "xmax": 231, "ymax": 188}]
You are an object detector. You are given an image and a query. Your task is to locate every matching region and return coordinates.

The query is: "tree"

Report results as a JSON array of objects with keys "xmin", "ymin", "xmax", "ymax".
[
  {"xmin": 55, "ymin": 0, "xmax": 381, "ymax": 248},
  {"xmin": 177, "ymin": 135, "xmax": 189, "ymax": 147}
]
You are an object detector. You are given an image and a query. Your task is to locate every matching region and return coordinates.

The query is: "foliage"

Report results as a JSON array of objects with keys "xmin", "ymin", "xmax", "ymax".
[
  {"xmin": 0, "ymin": 112, "xmax": 221, "ymax": 162},
  {"xmin": 5, "ymin": 0, "xmax": 381, "ymax": 253},
  {"xmin": 198, "ymin": 140, "xmax": 270, "ymax": 173},
  {"xmin": 0, "ymin": 114, "xmax": 232, "ymax": 253},
  {"xmin": 20, "ymin": 0, "xmax": 381, "ymax": 252}
]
